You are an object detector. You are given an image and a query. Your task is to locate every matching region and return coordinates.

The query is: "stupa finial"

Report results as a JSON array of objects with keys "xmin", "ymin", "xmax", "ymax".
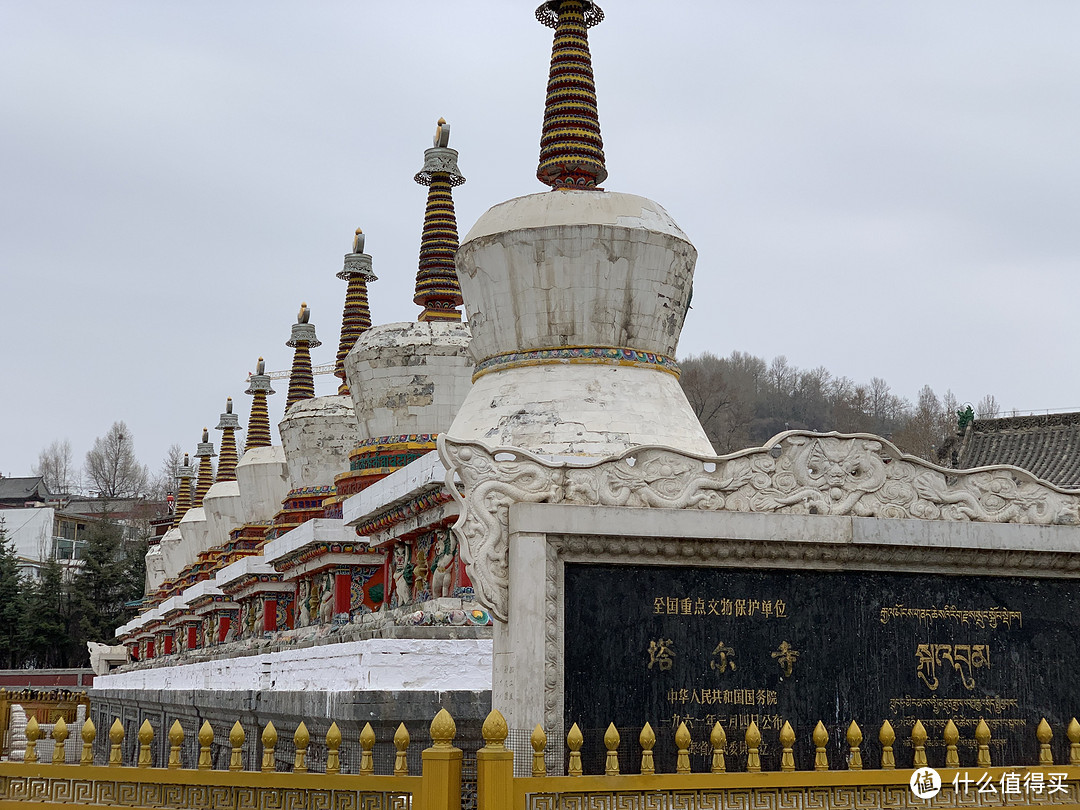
[
  {"xmin": 215, "ymin": 397, "xmax": 242, "ymax": 482},
  {"xmin": 286, "ymin": 303, "xmax": 321, "ymax": 411},
  {"xmin": 172, "ymin": 453, "xmax": 194, "ymax": 528},
  {"xmin": 535, "ymin": 0, "xmax": 607, "ymax": 188},
  {"xmin": 414, "ymin": 117, "xmax": 466, "ymax": 322},
  {"xmin": 335, "ymin": 227, "xmax": 377, "ymax": 394},
  {"xmin": 192, "ymin": 428, "xmax": 216, "ymax": 508},
  {"xmin": 244, "ymin": 356, "xmax": 276, "ymax": 452}
]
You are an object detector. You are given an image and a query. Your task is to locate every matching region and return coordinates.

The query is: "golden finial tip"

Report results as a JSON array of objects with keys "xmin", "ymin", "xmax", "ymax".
[
  {"xmin": 433, "ymin": 118, "xmax": 450, "ymax": 147},
  {"xmin": 355, "ymin": 227, "xmax": 363, "ymax": 234}
]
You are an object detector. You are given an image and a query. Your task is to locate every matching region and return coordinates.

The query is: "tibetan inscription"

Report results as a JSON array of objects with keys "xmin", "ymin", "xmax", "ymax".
[{"xmin": 562, "ymin": 564, "xmax": 1080, "ymax": 773}]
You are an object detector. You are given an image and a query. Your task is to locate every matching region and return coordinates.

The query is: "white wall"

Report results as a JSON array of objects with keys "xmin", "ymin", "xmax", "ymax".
[
  {"xmin": 95, "ymin": 638, "xmax": 492, "ymax": 692},
  {"xmin": 1, "ymin": 507, "xmax": 55, "ymax": 570}
]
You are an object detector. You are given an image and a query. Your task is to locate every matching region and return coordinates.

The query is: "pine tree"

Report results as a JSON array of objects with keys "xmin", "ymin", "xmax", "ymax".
[
  {"xmin": 0, "ymin": 521, "xmax": 27, "ymax": 668},
  {"xmin": 22, "ymin": 558, "xmax": 71, "ymax": 668},
  {"xmin": 69, "ymin": 515, "xmax": 138, "ymax": 663}
]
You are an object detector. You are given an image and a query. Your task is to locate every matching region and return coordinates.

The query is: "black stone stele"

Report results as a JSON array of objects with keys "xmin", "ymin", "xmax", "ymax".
[{"xmin": 564, "ymin": 564, "xmax": 1080, "ymax": 774}]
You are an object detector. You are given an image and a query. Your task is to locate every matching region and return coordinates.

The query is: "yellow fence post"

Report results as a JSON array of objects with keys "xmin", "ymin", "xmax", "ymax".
[
  {"xmin": 476, "ymin": 710, "xmax": 513, "ymax": 810},
  {"xmin": 421, "ymin": 709, "xmax": 462, "ymax": 810},
  {"xmin": 0, "ymin": 688, "xmax": 8, "ymax": 759}
]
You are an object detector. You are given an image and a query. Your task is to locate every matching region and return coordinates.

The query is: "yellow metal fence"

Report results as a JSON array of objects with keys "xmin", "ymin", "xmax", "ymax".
[
  {"xmin": 476, "ymin": 712, "xmax": 1080, "ymax": 809},
  {"xmin": 4, "ymin": 708, "xmax": 1080, "ymax": 809},
  {"xmin": 0, "ymin": 710, "xmax": 461, "ymax": 810}
]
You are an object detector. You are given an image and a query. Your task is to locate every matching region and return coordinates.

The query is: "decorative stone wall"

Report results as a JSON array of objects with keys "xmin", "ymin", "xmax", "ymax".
[
  {"xmin": 201, "ymin": 481, "xmax": 243, "ymax": 547},
  {"xmin": 175, "ymin": 508, "xmax": 209, "ymax": 572},
  {"xmin": 235, "ymin": 446, "xmax": 290, "ymax": 522},
  {"xmin": 457, "ymin": 190, "xmax": 695, "ymax": 361},
  {"xmin": 95, "ymin": 635, "xmax": 492, "ymax": 693},
  {"xmin": 344, "ymin": 321, "xmax": 472, "ymax": 442},
  {"xmin": 447, "ymin": 189, "xmax": 712, "ymax": 458},
  {"xmin": 278, "ymin": 395, "xmax": 362, "ymax": 490}
]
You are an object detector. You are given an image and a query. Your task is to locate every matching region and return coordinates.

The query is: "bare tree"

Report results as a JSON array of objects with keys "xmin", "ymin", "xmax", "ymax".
[
  {"xmin": 976, "ymin": 394, "xmax": 1000, "ymax": 419},
  {"xmin": 680, "ymin": 354, "xmax": 743, "ymax": 454},
  {"xmin": 940, "ymin": 390, "xmax": 960, "ymax": 438},
  {"xmin": 148, "ymin": 443, "xmax": 184, "ymax": 500},
  {"xmin": 892, "ymin": 385, "xmax": 942, "ymax": 461},
  {"xmin": 83, "ymin": 422, "xmax": 149, "ymax": 499},
  {"xmin": 32, "ymin": 439, "xmax": 78, "ymax": 495}
]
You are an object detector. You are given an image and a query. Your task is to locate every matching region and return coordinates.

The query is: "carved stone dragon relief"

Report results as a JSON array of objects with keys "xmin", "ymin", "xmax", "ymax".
[{"xmin": 438, "ymin": 431, "xmax": 1080, "ymax": 621}]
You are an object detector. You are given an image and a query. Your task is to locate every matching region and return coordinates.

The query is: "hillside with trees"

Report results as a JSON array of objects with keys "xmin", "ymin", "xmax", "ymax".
[{"xmin": 678, "ymin": 351, "xmax": 1000, "ymax": 461}]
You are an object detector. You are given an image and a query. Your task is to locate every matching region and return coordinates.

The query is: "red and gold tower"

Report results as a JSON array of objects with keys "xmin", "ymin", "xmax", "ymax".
[
  {"xmin": 192, "ymin": 428, "xmax": 216, "ymax": 508},
  {"xmin": 244, "ymin": 357, "xmax": 275, "ymax": 452},
  {"xmin": 172, "ymin": 454, "xmax": 194, "ymax": 529},
  {"xmin": 334, "ymin": 229, "xmax": 376, "ymax": 395},
  {"xmin": 285, "ymin": 303, "xmax": 320, "ymax": 412},
  {"xmin": 413, "ymin": 118, "xmax": 466, "ymax": 322},
  {"xmin": 215, "ymin": 397, "xmax": 241, "ymax": 482},
  {"xmin": 535, "ymin": 0, "xmax": 607, "ymax": 188}
]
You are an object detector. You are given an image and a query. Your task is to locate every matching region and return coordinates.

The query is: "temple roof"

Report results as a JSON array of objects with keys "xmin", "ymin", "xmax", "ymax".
[
  {"xmin": 957, "ymin": 412, "xmax": 1080, "ymax": 489},
  {"xmin": 0, "ymin": 476, "xmax": 52, "ymax": 506}
]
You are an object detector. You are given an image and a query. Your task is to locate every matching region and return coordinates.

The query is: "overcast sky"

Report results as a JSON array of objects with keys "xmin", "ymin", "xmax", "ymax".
[{"xmin": 3, "ymin": 1, "xmax": 1080, "ymax": 480}]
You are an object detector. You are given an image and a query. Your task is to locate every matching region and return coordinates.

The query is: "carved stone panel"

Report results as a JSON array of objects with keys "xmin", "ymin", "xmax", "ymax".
[{"xmin": 563, "ymin": 563, "xmax": 1080, "ymax": 774}]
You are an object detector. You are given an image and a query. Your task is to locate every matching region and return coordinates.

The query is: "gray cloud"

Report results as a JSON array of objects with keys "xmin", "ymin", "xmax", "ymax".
[{"xmin": 3, "ymin": 1, "xmax": 1079, "ymax": 477}]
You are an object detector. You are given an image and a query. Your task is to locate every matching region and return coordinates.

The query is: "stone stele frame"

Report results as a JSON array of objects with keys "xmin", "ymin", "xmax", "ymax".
[{"xmin": 439, "ymin": 430, "xmax": 1080, "ymax": 742}]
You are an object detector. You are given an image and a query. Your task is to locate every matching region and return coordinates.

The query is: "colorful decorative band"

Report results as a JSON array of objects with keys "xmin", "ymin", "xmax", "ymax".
[
  {"xmin": 472, "ymin": 346, "xmax": 680, "ymax": 381},
  {"xmin": 354, "ymin": 488, "xmax": 454, "ymax": 537},
  {"xmin": 351, "ymin": 451, "xmax": 430, "ymax": 474},
  {"xmin": 286, "ymin": 485, "xmax": 336, "ymax": 497},
  {"xmin": 353, "ymin": 433, "xmax": 439, "ymax": 450}
]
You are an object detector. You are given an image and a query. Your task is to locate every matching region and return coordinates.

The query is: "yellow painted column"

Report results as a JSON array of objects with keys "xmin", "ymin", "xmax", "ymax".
[
  {"xmin": 476, "ymin": 710, "xmax": 514, "ymax": 810},
  {"xmin": 421, "ymin": 709, "xmax": 462, "ymax": 810}
]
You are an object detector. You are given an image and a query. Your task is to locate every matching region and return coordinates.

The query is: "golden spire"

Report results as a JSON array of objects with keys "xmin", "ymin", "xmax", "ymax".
[
  {"xmin": 192, "ymin": 428, "xmax": 215, "ymax": 508},
  {"xmin": 244, "ymin": 357, "xmax": 275, "ymax": 452},
  {"xmin": 414, "ymin": 118, "xmax": 466, "ymax": 322},
  {"xmin": 214, "ymin": 398, "xmax": 241, "ymax": 482},
  {"xmin": 286, "ymin": 303, "xmax": 320, "ymax": 411},
  {"xmin": 535, "ymin": 0, "xmax": 607, "ymax": 188},
  {"xmin": 335, "ymin": 228, "xmax": 376, "ymax": 394},
  {"xmin": 172, "ymin": 454, "xmax": 194, "ymax": 528}
]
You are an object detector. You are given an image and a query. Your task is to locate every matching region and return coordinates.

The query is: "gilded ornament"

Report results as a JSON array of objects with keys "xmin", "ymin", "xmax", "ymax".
[
  {"xmin": 604, "ymin": 722, "xmax": 620, "ymax": 775},
  {"xmin": 779, "ymin": 721, "xmax": 795, "ymax": 772},
  {"xmin": 325, "ymin": 722, "xmax": 341, "ymax": 774},
  {"xmin": 813, "ymin": 721, "xmax": 829, "ymax": 771},
  {"xmin": 911, "ymin": 720, "xmax": 927, "ymax": 768},
  {"xmin": 359, "ymin": 722, "xmax": 375, "ymax": 775},
  {"xmin": 228, "ymin": 721, "xmax": 244, "ymax": 772},
  {"xmin": 429, "ymin": 708, "xmax": 456, "ymax": 747},
  {"xmin": 709, "ymin": 722, "xmax": 726, "ymax": 774},
  {"xmin": 745, "ymin": 720, "xmax": 761, "ymax": 773},
  {"xmin": 567, "ymin": 723, "xmax": 583, "ymax": 776},
  {"xmin": 531, "ymin": 724, "xmax": 547, "ymax": 777},
  {"xmin": 51, "ymin": 717, "xmax": 68, "ymax": 764},
  {"xmin": 294, "ymin": 722, "xmax": 310, "ymax": 773},
  {"xmin": 81, "ymin": 718, "xmax": 96, "ymax": 766},
  {"xmin": 944, "ymin": 719, "xmax": 959, "ymax": 768},
  {"xmin": 639, "ymin": 722, "xmax": 656, "ymax": 776},
  {"xmin": 108, "ymin": 718, "xmax": 124, "ymax": 767},
  {"xmin": 482, "ymin": 709, "xmax": 508, "ymax": 748},
  {"xmin": 878, "ymin": 720, "xmax": 895, "ymax": 770},
  {"xmin": 975, "ymin": 718, "xmax": 992, "ymax": 767},
  {"xmin": 167, "ymin": 720, "xmax": 184, "ymax": 769},
  {"xmin": 393, "ymin": 723, "xmax": 410, "ymax": 776},
  {"xmin": 847, "ymin": 720, "xmax": 862, "ymax": 770}
]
